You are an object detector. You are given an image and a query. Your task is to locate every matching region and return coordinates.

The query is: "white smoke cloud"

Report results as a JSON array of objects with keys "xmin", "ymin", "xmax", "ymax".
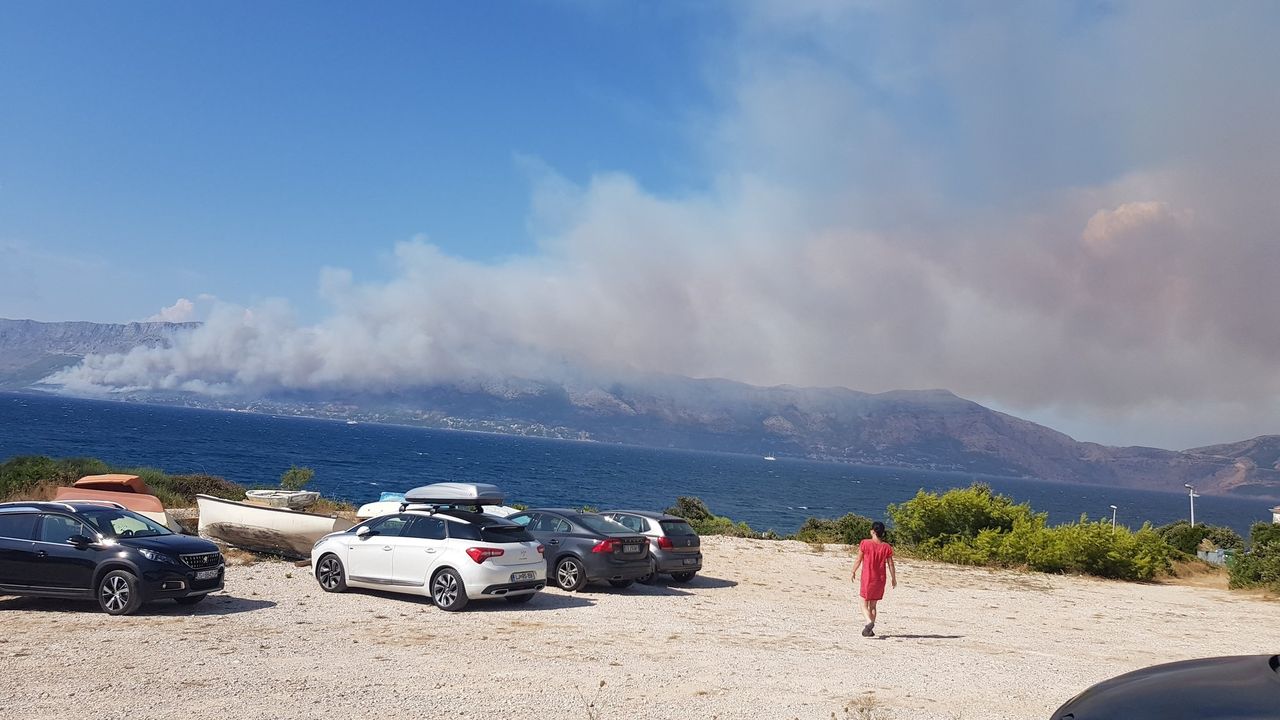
[
  {"xmin": 145, "ymin": 298, "xmax": 196, "ymax": 323},
  {"xmin": 48, "ymin": 1, "xmax": 1280, "ymax": 448}
]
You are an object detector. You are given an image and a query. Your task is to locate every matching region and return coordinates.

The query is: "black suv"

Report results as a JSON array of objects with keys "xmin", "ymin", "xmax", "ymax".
[{"xmin": 0, "ymin": 500, "xmax": 224, "ymax": 615}]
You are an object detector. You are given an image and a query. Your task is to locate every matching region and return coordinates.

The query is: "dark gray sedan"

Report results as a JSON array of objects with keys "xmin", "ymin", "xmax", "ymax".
[
  {"xmin": 600, "ymin": 510, "xmax": 702, "ymax": 584},
  {"xmin": 507, "ymin": 509, "xmax": 651, "ymax": 591}
]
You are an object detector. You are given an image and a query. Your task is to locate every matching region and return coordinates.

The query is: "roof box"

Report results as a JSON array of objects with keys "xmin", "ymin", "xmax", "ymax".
[{"xmin": 403, "ymin": 482, "xmax": 504, "ymax": 506}]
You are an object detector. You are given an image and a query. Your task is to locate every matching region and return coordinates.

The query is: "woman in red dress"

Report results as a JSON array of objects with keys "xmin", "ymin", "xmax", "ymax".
[{"xmin": 850, "ymin": 521, "xmax": 896, "ymax": 637}]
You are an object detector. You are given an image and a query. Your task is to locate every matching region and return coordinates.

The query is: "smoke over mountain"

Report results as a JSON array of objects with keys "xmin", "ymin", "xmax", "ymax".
[{"xmin": 47, "ymin": 2, "xmax": 1280, "ymax": 448}]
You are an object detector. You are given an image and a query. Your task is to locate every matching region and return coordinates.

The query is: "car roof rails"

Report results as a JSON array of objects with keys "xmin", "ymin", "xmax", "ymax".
[{"xmin": 60, "ymin": 499, "xmax": 127, "ymax": 511}]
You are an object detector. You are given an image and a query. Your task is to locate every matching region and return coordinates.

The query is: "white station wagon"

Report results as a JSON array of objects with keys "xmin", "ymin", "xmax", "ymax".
[{"xmin": 310, "ymin": 483, "xmax": 545, "ymax": 611}]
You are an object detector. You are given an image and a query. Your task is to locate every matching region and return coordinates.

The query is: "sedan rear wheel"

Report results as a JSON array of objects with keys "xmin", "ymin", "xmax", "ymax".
[
  {"xmin": 432, "ymin": 569, "xmax": 469, "ymax": 612},
  {"xmin": 554, "ymin": 557, "xmax": 586, "ymax": 591}
]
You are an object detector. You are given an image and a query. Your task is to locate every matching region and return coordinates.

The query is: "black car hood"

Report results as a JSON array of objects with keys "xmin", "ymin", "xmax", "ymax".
[
  {"xmin": 120, "ymin": 534, "xmax": 220, "ymax": 555},
  {"xmin": 1051, "ymin": 655, "xmax": 1280, "ymax": 720}
]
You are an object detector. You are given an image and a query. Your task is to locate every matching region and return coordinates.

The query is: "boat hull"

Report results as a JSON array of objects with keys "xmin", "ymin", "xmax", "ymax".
[{"xmin": 196, "ymin": 494, "xmax": 354, "ymax": 558}]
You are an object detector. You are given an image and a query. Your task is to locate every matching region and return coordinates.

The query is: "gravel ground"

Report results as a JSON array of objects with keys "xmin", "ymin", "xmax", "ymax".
[{"xmin": 2, "ymin": 536, "xmax": 1277, "ymax": 720}]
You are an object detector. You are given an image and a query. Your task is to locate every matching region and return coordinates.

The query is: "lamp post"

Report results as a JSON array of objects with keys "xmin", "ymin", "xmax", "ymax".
[
  {"xmin": 1109, "ymin": 504, "xmax": 1117, "ymax": 531},
  {"xmin": 1184, "ymin": 483, "xmax": 1198, "ymax": 526}
]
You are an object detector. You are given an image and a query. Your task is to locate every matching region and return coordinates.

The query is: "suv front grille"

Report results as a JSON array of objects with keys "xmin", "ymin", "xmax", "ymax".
[{"xmin": 181, "ymin": 552, "xmax": 222, "ymax": 570}]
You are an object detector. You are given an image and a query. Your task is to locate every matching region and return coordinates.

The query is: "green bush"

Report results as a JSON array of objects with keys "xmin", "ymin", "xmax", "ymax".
[
  {"xmin": 280, "ymin": 466, "xmax": 315, "ymax": 491},
  {"xmin": 888, "ymin": 483, "xmax": 1038, "ymax": 547},
  {"xmin": 665, "ymin": 496, "xmax": 759, "ymax": 538},
  {"xmin": 793, "ymin": 513, "xmax": 885, "ymax": 545},
  {"xmin": 1228, "ymin": 522, "xmax": 1280, "ymax": 591},
  {"xmin": 0, "ymin": 454, "xmax": 248, "ymax": 507},
  {"xmin": 885, "ymin": 484, "xmax": 1173, "ymax": 581},
  {"xmin": 1156, "ymin": 520, "xmax": 1244, "ymax": 554}
]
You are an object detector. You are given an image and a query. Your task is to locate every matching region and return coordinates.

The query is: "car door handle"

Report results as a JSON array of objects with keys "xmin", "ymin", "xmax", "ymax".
[
  {"xmin": 35, "ymin": 550, "xmax": 47, "ymax": 558},
  {"xmin": 547, "ymin": 539, "xmax": 560, "ymax": 545},
  {"xmin": 426, "ymin": 548, "xmax": 437, "ymax": 553},
  {"xmin": 382, "ymin": 545, "xmax": 392, "ymax": 551}
]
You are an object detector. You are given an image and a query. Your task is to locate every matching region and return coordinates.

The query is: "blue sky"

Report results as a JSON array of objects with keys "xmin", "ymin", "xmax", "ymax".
[
  {"xmin": 1, "ymin": 2, "xmax": 723, "ymax": 320},
  {"xmin": 7, "ymin": 2, "xmax": 1280, "ymax": 449}
]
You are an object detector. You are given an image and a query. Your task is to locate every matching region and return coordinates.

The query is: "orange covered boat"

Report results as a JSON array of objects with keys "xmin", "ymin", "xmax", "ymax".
[{"xmin": 55, "ymin": 474, "xmax": 183, "ymax": 531}]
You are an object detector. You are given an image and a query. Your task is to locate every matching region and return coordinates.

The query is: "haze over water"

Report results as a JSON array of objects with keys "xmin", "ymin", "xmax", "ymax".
[{"xmin": 1, "ymin": 392, "xmax": 1270, "ymax": 536}]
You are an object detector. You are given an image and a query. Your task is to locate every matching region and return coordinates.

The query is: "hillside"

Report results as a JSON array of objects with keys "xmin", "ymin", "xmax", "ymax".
[
  {"xmin": 3, "ymin": 318, "xmax": 1279, "ymax": 499},
  {"xmin": 0, "ymin": 318, "xmax": 198, "ymax": 389}
]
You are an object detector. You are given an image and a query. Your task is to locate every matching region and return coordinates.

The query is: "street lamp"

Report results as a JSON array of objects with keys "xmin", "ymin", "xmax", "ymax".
[
  {"xmin": 1184, "ymin": 484, "xmax": 1198, "ymax": 526},
  {"xmin": 1109, "ymin": 504, "xmax": 1118, "ymax": 531}
]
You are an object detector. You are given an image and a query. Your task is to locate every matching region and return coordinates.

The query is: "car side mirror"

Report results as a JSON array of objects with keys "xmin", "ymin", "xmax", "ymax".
[
  {"xmin": 355, "ymin": 526, "xmax": 374, "ymax": 539},
  {"xmin": 67, "ymin": 534, "xmax": 94, "ymax": 548}
]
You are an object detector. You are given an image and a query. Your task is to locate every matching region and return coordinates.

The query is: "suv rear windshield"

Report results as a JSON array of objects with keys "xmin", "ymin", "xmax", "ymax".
[
  {"xmin": 660, "ymin": 520, "xmax": 697, "ymax": 537},
  {"xmin": 446, "ymin": 521, "xmax": 534, "ymax": 543}
]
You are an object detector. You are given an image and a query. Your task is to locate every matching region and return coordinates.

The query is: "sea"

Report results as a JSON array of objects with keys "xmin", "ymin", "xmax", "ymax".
[{"xmin": 0, "ymin": 391, "xmax": 1272, "ymax": 536}]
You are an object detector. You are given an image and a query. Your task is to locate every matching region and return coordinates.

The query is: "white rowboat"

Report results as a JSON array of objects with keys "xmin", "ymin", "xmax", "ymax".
[{"xmin": 196, "ymin": 494, "xmax": 354, "ymax": 558}]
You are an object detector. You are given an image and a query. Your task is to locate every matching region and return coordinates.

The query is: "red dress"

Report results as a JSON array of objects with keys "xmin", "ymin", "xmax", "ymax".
[{"xmin": 858, "ymin": 539, "xmax": 893, "ymax": 600}]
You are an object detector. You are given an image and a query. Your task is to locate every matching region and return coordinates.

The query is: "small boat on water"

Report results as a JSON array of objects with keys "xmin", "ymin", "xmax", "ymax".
[
  {"xmin": 196, "ymin": 494, "xmax": 354, "ymax": 558},
  {"xmin": 244, "ymin": 489, "xmax": 320, "ymax": 509},
  {"xmin": 763, "ymin": 455, "xmax": 777, "ymax": 461},
  {"xmin": 55, "ymin": 474, "xmax": 183, "ymax": 531}
]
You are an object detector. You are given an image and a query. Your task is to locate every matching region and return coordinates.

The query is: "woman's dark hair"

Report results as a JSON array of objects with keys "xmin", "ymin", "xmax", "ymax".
[{"xmin": 871, "ymin": 521, "xmax": 886, "ymax": 539}]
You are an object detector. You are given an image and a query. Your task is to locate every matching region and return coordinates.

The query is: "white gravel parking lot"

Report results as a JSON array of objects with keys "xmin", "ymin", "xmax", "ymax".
[{"xmin": 2, "ymin": 536, "xmax": 1276, "ymax": 720}]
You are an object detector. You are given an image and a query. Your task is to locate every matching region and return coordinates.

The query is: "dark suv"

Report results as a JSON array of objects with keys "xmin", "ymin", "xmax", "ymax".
[{"xmin": 0, "ymin": 500, "xmax": 224, "ymax": 615}]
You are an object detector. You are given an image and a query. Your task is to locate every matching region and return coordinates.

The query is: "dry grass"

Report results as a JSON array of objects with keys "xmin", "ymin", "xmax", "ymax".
[
  {"xmin": 0, "ymin": 481, "xmax": 63, "ymax": 503},
  {"xmin": 1161, "ymin": 558, "xmax": 1229, "ymax": 590}
]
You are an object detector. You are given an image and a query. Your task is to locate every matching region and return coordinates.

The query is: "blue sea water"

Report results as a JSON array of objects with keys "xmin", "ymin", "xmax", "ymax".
[{"xmin": 0, "ymin": 391, "xmax": 1272, "ymax": 536}]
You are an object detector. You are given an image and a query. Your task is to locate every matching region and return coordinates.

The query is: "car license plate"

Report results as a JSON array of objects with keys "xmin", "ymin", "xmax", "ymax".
[
  {"xmin": 683, "ymin": 558, "xmax": 698, "ymax": 565},
  {"xmin": 510, "ymin": 571, "xmax": 536, "ymax": 582},
  {"xmin": 195, "ymin": 569, "xmax": 219, "ymax": 580},
  {"xmin": 623, "ymin": 544, "xmax": 641, "ymax": 553}
]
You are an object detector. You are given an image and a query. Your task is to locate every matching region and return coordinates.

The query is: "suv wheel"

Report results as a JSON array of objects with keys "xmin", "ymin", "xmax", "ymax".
[
  {"xmin": 316, "ymin": 554, "xmax": 348, "ymax": 593},
  {"xmin": 432, "ymin": 569, "xmax": 469, "ymax": 612},
  {"xmin": 554, "ymin": 557, "xmax": 586, "ymax": 591},
  {"xmin": 98, "ymin": 570, "xmax": 143, "ymax": 616}
]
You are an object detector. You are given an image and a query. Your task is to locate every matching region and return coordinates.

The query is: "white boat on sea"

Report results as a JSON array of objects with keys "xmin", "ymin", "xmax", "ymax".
[
  {"xmin": 763, "ymin": 455, "xmax": 777, "ymax": 461},
  {"xmin": 196, "ymin": 494, "xmax": 354, "ymax": 558}
]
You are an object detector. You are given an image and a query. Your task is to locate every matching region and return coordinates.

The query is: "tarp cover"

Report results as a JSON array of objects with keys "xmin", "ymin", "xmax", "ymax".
[{"xmin": 73, "ymin": 474, "xmax": 152, "ymax": 495}]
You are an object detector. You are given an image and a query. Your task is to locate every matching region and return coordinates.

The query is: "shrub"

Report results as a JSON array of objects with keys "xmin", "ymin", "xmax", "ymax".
[
  {"xmin": 888, "ymin": 483, "xmax": 1038, "ymax": 547},
  {"xmin": 1156, "ymin": 521, "xmax": 1244, "ymax": 555},
  {"xmin": 1228, "ymin": 522, "xmax": 1280, "ymax": 591},
  {"xmin": 665, "ymin": 496, "xmax": 759, "ymax": 538},
  {"xmin": 280, "ymin": 466, "xmax": 315, "ymax": 491},
  {"xmin": 886, "ymin": 484, "xmax": 1175, "ymax": 581},
  {"xmin": 793, "ymin": 513, "xmax": 885, "ymax": 545}
]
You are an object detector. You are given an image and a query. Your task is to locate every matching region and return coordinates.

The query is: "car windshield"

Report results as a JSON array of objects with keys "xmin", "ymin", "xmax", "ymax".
[
  {"xmin": 660, "ymin": 520, "xmax": 697, "ymax": 537},
  {"xmin": 576, "ymin": 515, "xmax": 632, "ymax": 534},
  {"xmin": 479, "ymin": 524, "xmax": 534, "ymax": 543},
  {"xmin": 79, "ymin": 507, "xmax": 172, "ymax": 538}
]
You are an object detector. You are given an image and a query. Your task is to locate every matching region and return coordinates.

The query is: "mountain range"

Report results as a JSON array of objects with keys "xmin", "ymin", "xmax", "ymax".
[{"xmin": 3, "ymin": 317, "xmax": 1278, "ymax": 500}]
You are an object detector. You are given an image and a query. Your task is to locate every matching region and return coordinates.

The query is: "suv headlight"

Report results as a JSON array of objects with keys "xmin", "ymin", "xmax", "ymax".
[{"xmin": 139, "ymin": 548, "xmax": 178, "ymax": 565}]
